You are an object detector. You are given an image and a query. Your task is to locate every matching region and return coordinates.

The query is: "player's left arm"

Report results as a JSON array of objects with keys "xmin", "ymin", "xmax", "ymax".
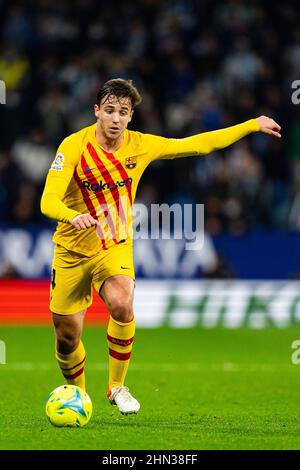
[{"xmin": 145, "ymin": 116, "xmax": 281, "ymax": 160}]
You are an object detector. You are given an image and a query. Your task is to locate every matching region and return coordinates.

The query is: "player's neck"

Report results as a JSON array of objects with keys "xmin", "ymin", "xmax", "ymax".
[{"xmin": 95, "ymin": 126, "xmax": 124, "ymax": 153}]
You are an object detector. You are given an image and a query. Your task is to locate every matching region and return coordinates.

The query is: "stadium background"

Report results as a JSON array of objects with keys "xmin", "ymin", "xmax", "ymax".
[
  {"xmin": 1, "ymin": 0, "xmax": 300, "ymax": 327},
  {"xmin": 1, "ymin": 0, "xmax": 300, "ymax": 451}
]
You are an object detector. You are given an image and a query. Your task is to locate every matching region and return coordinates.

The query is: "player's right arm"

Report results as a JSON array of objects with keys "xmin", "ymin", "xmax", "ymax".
[{"xmin": 40, "ymin": 136, "xmax": 98, "ymax": 231}]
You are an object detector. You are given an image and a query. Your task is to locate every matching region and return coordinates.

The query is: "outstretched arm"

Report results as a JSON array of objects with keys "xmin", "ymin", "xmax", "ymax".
[{"xmin": 146, "ymin": 116, "xmax": 281, "ymax": 160}]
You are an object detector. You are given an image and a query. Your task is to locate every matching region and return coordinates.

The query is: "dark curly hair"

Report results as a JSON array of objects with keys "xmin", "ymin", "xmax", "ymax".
[{"xmin": 96, "ymin": 78, "xmax": 142, "ymax": 109}]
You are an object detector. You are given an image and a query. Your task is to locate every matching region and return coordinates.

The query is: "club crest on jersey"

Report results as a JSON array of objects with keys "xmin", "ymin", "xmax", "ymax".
[
  {"xmin": 50, "ymin": 153, "xmax": 64, "ymax": 171},
  {"xmin": 125, "ymin": 157, "xmax": 137, "ymax": 169}
]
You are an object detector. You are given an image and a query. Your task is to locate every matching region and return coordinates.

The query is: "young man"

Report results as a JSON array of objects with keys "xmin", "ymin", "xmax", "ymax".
[{"xmin": 41, "ymin": 78, "xmax": 281, "ymax": 415}]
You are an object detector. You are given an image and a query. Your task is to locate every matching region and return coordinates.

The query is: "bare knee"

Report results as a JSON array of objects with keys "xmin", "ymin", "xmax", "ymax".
[
  {"xmin": 56, "ymin": 330, "xmax": 80, "ymax": 354},
  {"xmin": 100, "ymin": 276, "xmax": 135, "ymax": 323},
  {"xmin": 109, "ymin": 298, "xmax": 133, "ymax": 323},
  {"xmin": 52, "ymin": 312, "xmax": 84, "ymax": 355}
]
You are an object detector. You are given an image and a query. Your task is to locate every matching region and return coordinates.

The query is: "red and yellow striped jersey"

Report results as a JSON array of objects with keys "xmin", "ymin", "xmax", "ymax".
[{"xmin": 41, "ymin": 119, "xmax": 259, "ymax": 256}]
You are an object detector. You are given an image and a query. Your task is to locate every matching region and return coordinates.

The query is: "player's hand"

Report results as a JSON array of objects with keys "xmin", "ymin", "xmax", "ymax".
[
  {"xmin": 256, "ymin": 115, "xmax": 281, "ymax": 138},
  {"xmin": 72, "ymin": 213, "xmax": 99, "ymax": 230}
]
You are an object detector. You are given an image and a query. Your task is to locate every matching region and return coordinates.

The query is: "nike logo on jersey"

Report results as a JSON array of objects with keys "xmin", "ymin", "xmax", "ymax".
[
  {"xmin": 121, "ymin": 266, "xmax": 130, "ymax": 270},
  {"xmin": 83, "ymin": 167, "xmax": 97, "ymax": 173}
]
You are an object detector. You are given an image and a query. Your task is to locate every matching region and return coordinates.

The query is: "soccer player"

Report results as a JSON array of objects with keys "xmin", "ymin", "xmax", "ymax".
[{"xmin": 41, "ymin": 78, "xmax": 281, "ymax": 415}]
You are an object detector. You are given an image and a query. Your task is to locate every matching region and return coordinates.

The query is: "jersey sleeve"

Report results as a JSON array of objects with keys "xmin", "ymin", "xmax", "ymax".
[
  {"xmin": 40, "ymin": 135, "xmax": 81, "ymax": 223},
  {"xmin": 143, "ymin": 119, "xmax": 260, "ymax": 161}
]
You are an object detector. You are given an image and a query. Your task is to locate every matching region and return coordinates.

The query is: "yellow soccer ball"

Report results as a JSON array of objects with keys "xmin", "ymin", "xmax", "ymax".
[{"xmin": 45, "ymin": 385, "xmax": 92, "ymax": 427}]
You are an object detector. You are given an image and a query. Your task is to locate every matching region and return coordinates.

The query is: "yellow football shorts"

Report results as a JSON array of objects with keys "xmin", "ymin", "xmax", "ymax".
[{"xmin": 50, "ymin": 241, "xmax": 135, "ymax": 315}]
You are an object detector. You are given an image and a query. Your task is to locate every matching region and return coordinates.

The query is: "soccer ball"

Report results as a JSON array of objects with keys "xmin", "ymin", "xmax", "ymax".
[{"xmin": 45, "ymin": 385, "xmax": 92, "ymax": 427}]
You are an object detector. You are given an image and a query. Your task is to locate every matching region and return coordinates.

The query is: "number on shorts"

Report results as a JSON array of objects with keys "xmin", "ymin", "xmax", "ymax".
[{"xmin": 51, "ymin": 268, "xmax": 56, "ymax": 289}]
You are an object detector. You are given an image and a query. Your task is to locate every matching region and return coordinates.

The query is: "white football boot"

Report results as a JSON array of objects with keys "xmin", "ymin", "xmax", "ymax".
[{"xmin": 108, "ymin": 386, "xmax": 140, "ymax": 415}]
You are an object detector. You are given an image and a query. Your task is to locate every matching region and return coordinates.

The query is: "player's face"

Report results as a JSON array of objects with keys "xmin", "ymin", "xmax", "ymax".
[{"xmin": 94, "ymin": 95, "xmax": 133, "ymax": 140}]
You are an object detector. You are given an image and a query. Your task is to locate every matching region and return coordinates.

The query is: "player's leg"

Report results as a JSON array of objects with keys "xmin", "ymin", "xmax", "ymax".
[
  {"xmin": 49, "ymin": 244, "xmax": 93, "ymax": 392},
  {"xmin": 100, "ymin": 274, "xmax": 139, "ymax": 414},
  {"xmin": 101, "ymin": 274, "xmax": 135, "ymax": 389},
  {"xmin": 52, "ymin": 310, "xmax": 87, "ymax": 390}
]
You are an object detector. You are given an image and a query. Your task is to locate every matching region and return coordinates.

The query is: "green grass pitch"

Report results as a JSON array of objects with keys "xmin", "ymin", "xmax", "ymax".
[{"xmin": 1, "ymin": 326, "xmax": 300, "ymax": 450}]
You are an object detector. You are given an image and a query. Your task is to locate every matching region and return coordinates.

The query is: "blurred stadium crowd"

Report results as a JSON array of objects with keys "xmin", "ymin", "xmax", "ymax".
[{"xmin": 0, "ymin": 0, "xmax": 300, "ymax": 235}]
